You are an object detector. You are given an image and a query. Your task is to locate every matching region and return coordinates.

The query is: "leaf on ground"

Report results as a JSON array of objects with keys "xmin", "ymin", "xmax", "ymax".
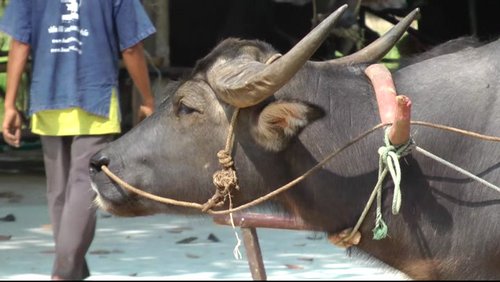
[
  {"xmin": 166, "ymin": 226, "xmax": 192, "ymax": 234},
  {"xmin": 89, "ymin": 249, "xmax": 123, "ymax": 255},
  {"xmin": 285, "ymin": 264, "xmax": 304, "ymax": 270},
  {"xmin": 90, "ymin": 249, "xmax": 111, "ymax": 255},
  {"xmin": 207, "ymin": 233, "xmax": 220, "ymax": 242},
  {"xmin": 0, "ymin": 234, "xmax": 12, "ymax": 241},
  {"xmin": 306, "ymin": 233, "xmax": 324, "ymax": 240},
  {"xmin": 185, "ymin": 253, "xmax": 200, "ymax": 259},
  {"xmin": 176, "ymin": 236, "xmax": 197, "ymax": 244},
  {"xmin": 0, "ymin": 214, "xmax": 16, "ymax": 222}
]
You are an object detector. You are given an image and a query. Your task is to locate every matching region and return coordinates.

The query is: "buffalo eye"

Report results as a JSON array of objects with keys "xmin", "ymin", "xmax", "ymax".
[{"xmin": 176, "ymin": 101, "xmax": 199, "ymax": 116}]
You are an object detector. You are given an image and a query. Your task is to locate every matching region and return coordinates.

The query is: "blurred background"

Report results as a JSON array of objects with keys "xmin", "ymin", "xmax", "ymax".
[{"xmin": 1, "ymin": 0, "xmax": 499, "ymax": 169}]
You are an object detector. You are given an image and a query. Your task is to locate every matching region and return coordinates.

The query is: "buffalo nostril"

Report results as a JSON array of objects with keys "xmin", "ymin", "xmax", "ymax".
[{"xmin": 89, "ymin": 154, "xmax": 110, "ymax": 172}]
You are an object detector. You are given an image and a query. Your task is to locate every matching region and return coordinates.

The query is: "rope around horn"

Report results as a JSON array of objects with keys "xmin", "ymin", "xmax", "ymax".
[{"xmin": 200, "ymin": 54, "xmax": 281, "ymax": 212}]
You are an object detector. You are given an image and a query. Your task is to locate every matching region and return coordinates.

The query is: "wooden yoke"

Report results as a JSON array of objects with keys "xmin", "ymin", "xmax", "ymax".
[{"xmin": 365, "ymin": 64, "xmax": 411, "ymax": 145}]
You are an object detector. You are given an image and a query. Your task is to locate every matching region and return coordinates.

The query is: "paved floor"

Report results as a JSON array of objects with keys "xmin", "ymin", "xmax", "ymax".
[{"xmin": 0, "ymin": 153, "xmax": 408, "ymax": 280}]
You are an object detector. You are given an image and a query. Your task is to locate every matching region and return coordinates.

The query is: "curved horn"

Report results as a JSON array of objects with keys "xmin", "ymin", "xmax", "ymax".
[
  {"xmin": 212, "ymin": 4, "xmax": 348, "ymax": 108},
  {"xmin": 326, "ymin": 8, "xmax": 420, "ymax": 65}
]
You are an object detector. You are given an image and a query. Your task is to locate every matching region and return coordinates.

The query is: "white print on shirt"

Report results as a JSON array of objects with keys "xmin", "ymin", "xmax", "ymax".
[
  {"xmin": 48, "ymin": 0, "xmax": 89, "ymax": 55},
  {"xmin": 62, "ymin": 0, "xmax": 79, "ymax": 21}
]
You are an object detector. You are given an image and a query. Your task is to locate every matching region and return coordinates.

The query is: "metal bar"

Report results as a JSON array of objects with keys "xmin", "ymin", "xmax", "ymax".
[
  {"xmin": 212, "ymin": 212, "xmax": 319, "ymax": 231},
  {"xmin": 213, "ymin": 213, "xmax": 321, "ymax": 280},
  {"xmin": 242, "ymin": 227, "xmax": 267, "ymax": 280}
]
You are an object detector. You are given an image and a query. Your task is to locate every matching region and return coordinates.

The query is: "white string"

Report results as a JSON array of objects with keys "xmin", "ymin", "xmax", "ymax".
[{"xmin": 228, "ymin": 194, "xmax": 243, "ymax": 260}]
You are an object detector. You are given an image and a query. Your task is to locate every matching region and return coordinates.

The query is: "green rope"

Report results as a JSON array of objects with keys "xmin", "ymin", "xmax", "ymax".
[{"xmin": 372, "ymin": 129, "xmax": 414, "ymax": 240}]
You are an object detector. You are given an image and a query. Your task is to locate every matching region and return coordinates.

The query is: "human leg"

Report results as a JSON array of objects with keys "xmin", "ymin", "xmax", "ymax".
[
  {"xmin": 41, "ymin": 136, "xmax": 70, "ymax": 243},
  {"xmin": 42, "ymin": 135, "xmax": 113, "ymax": 280}
]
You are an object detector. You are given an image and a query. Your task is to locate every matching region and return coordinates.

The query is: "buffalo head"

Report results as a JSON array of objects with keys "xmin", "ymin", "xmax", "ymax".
[{"xmin": 89, "ymin": 5, "xmax": 419, "ymax": 219}]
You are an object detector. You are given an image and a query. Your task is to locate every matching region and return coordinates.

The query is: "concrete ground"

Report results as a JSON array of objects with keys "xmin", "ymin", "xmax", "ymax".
[{"xmin": 0, "ymin": 146, "xmax": 407, "ymax": 280}]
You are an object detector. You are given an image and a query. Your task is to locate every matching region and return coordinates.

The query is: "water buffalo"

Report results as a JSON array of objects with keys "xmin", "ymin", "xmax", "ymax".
[{"xmin": 89, "ymin": 5, "xmax": 500, "ymax": 280}]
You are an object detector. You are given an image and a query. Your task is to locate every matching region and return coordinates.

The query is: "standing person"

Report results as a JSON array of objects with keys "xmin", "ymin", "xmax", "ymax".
[{"xmin": 0, "ymin": 0, "xmax": 156, "ymax": 279}]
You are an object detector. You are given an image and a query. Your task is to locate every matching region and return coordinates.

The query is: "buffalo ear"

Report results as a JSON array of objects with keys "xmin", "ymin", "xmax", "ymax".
[{"xmin": 251, "ymin": 100, "xmax": 324, "ymax": 152}]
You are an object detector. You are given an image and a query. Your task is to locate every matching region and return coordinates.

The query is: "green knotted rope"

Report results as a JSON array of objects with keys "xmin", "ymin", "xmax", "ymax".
[{"xmin": 372, "ymin": 129, "xmax": 414, "ymax": 240}]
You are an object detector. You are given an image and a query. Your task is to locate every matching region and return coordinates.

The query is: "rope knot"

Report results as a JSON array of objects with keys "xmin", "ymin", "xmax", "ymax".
[
  {"xmin": 213, "ymin": 168, "xmax": 239, "ymax": 192},
  {"xmin": 377, "ymin": 145, "xmax": 398, "ymax": 166},
  {"xmin": 372, "ymin": 129, "xmax": 415, "ymax": 240},
  {"xmin": 202, "ymin": 164, "xmax": 240, "ymax": 212},
  {"xmin": 202, "ymin": 109, "xmax": 241, "ymax": 213},
  {"xmin": 217, "ymin": 149, "xmax": 234, "ymax": 168}
]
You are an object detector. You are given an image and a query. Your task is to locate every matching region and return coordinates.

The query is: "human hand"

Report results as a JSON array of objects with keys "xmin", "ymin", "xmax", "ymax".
[
  {"xmin": 2, "ymin": 108, "xmax": 22, "ymax": 148},
  {"xmin": 137, "ymin": 104, "xmax": 154, "ymax": 122}
]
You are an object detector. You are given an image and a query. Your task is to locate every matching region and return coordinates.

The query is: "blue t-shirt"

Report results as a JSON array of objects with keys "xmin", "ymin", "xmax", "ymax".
[{"xmin": 0, "ymin": 0, "xmax": 156, "ymax": 117}]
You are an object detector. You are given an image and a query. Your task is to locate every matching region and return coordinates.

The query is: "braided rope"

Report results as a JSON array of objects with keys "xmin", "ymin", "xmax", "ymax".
[{"xmin": 202, "ymin": 108, "xmax": 240, "ymax": 212}]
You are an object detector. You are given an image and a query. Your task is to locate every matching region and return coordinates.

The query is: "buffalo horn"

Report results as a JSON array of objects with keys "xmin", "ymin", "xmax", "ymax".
[
  {"xmin": 325, "ymin": 8, "xmax": 420, "ymax": 65},
  {"xmin": 213, "ymin": 4, "xmax": 348, "ymax": 108}
]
